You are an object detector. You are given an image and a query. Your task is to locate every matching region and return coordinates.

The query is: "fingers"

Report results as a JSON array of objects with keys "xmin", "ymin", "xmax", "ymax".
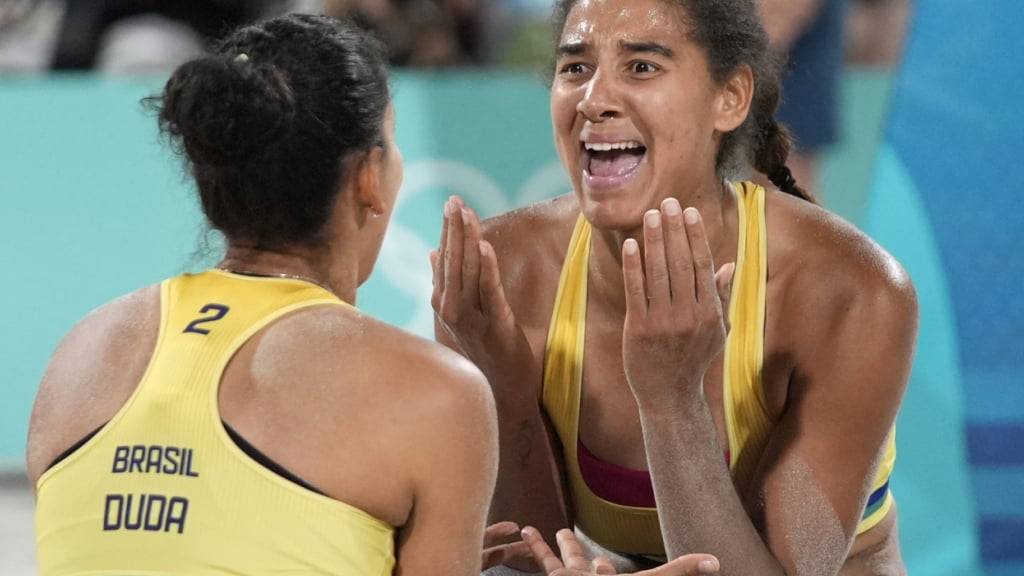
[
  {"xmin": 622, "ymin": 239, "xmax": 647, "ymax": 316},
  {"xmin": 591, "ymin": 556, "xmax": 617, "ymax": 574},
  {"xmin": 430, "ymin": 249, "xmax": 442, "ymax": 311},
  {"xmin": 555, "ymin": 528, "xmax": 589, "ymax": 570},
  {"xmin": 478, "ymin": 240, "xmax": 512, "ymax": 322},
  {"xmin": 481, "ymin": 542, "xmax": 533, "ymax": 570},
  {"xmin": 438, "ymin": 197, "xmax": 467, "ymax": 324},
  {"xmin": 483, "ymin": 521, "xmax": 521, "ymax": 547},
  {"xmin": 715, "ymin": 262, "xmax": 736, "ymax": 323},
  {"xmin": 430, "ymin": 196, "xmax": 452, "ymax": 311},
  {"xmin": 443, "ymin": 198, "xmax": 465, "ymax": 296},
  {"xmin": 461, "ymin": 205, "xmax": 483, "ymax": 311},
  {"xmin": 643, "ymin": 210, "xmax": 670, "ymax": 307},
  {"xmin": 521, "ymin": 527, "xmax": 564, "ymax": 574},
  {"xmin": 481, "ymin": 522, "xmax": 531, "ymax": 570},
  {"xmin": 661, "ymin": 197, "xmax": 695, "ymax": 303},
  {"xmin": 683, "ymin": 208, "xmax": 716, "ymax": 305},
  {"xmin": 640, "ymin": 554, "xmax": 720, "ymax": 576}
]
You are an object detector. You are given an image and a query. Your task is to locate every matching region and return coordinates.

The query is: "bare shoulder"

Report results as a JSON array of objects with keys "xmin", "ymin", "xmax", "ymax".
[
  {"xmin": 481, "ymin": 193, "xmax": 579, "ymax": 262},
  {"xmin": 299, "ymin": 307, "xmax": 498, "ymax": 487},
  {"xmin": 262, "ymin": 304, "xmax": 495, "ymax": 425},
  {"xmin": 481, "ymin": 194, "xmax": 579, "ymax": 323},
  {"xmin": 51, "ymin": 285, "xmax": 161, "ymax": 361},
  {"xmin": 359, "ymin": 314, "xmax": 495, "ymax": 411},
  {"xmin": 765, "ymin": 190, "xmax": 917, "ymax": 316},
  {"xmin": 27, "ymin": 285, "xmax": 161, "ymax": 482},
  {"xmin": 764, "ymin": 190, "xmax": 918, "ymax": 391}
]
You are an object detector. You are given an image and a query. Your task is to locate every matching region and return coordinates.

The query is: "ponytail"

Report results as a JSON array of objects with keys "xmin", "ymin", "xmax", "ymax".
[{"xmin": 754, "ymin": 119, "xmax": 815, "ymax": 203}]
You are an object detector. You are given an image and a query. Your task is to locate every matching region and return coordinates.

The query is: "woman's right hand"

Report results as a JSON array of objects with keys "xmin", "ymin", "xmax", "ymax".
[
  {"xmin": 521, "ymin": 528, "xmax": 720, "ymax": 576},
  {"xmin": 431, "ymin": 196, "xmax": 537, "ymax": 397}
]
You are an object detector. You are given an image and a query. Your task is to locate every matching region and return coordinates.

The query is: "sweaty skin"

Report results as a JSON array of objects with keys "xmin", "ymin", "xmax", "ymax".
[{"xmin": 433, "ymin": 1, "xmax": 916, "ymax": 574}]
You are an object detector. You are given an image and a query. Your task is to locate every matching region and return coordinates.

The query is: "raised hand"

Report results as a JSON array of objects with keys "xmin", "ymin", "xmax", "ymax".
[
  {"xmin": 481, "ymin": 522, "xmax": 533, "ymax": 570},
  {"xmin": 621, "ymin": 198, "xmax": 735, "ymax": 412},
  {"xmin": 521, "ymin": 526, "xmax": 720, "ymax": 576},
  {"xmin": 431, "ymin": 196, "xmax": 536, "ymax": 389}
]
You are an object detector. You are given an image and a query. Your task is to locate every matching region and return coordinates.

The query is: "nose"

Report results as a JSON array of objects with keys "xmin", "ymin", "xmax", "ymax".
[{"xmin": 577, "ymin": 70, "xmax": 623, "ymax": 123}]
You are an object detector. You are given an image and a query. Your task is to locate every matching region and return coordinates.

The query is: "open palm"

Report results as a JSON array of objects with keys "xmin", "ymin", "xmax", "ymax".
[{"xmin": 521, "ymin": 527, "xmax": 720, "ymax": 576}]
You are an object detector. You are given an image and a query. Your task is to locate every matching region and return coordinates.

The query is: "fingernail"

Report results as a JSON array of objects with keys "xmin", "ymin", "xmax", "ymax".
[
  {"xmin": 699, "ymin": 559, "xmax": 720, "ymax": 573},
  {"xmin": 624, "ymin": 239, "xmax": 639, "ymax": 255},
  {"xmin": 663, "ymin": 198, "xmax": 681, "ymax": 215},
  {"xmin": 461, "ymin": 207, "xmax": 470, "ymax": 223},
  {"xmin": 479, "ymin": 242, "xmax": 489, "ymax": 257},
  {"xmin": 645, "ymin": 210, "xmax": 661, "ymax": 228},
  {"xmin": 684, "ymin": 208, "xmax": 700, "ymax": 225}
]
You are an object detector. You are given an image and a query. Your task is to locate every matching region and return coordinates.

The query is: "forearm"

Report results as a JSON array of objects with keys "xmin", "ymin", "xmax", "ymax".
[
  {"xmin": 639, "ymin": 395, "xmax": 787, "ymax": 576},
  {"xmin": 490, "ymin": 390, "xmax": 570, "ymax": 537}
]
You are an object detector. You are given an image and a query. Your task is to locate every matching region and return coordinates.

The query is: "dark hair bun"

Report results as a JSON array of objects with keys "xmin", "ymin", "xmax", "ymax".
[
  {"xmin": 148, "ymin": 15, "xmax": 390, "ymax": 248},
  {"xmin": 159, "ymin": 55, "xmax": 296, "ymax": 165}
]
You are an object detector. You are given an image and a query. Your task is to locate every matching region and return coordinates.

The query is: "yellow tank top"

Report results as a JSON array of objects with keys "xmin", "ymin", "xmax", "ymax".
[
  {"xmin": 542, "ymin": 182, "xmax": 895, "ymax": 558},
  {"xmin": 35, "ymin": 269, "xmax": 396, "ymax": 576}
]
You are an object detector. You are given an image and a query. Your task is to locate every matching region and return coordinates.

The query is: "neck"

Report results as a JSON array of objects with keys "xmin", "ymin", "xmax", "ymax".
[
  {"xmin": 588, "ymin": 178, "xmax": 738, "ymax": 314},
  {"xmin": 218, "ymin": 243, "xmax": 360, "ymax": 304}
]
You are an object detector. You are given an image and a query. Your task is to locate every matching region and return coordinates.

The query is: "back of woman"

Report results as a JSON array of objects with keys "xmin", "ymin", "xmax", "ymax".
[{"xmin": 27, "ymin": 14, "xmax": 500, "ymax": 576}]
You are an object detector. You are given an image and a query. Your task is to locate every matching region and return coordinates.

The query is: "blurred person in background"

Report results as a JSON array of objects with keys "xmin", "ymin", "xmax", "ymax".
[
  {"xmin": 846, "ymin": 0, "xmax": 911, "ymax": 68},
  {"xmin": 322, "ymin": 0, "xmax": 485, "ymax": 66},
  {"xmin": 489, "ymin": 0, "xmax": 554, "ymax": 69},
  {"xmin": 760, "ymin": 0, "xmax": 912, "ymax": 203},
  {"xmin": 0, "ymin": 0, "xmax": 287, "ymax": 75},
  {"xmin": 760, "ymin": 0, "xmax": 845, "ymax": 201},
  {"xmin": 0, "ymin": 0, "xmax": 65, "ymax": 72},
  {"xmin": 50, "ymin": 0, "xmax": 284, "ymax": 74}
]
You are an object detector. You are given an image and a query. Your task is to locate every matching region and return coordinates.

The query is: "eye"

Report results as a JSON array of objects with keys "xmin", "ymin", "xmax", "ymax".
[
  {"xmin": 630, "ymin": 61, "xmax": 660, "ymax": 75},
  {"xmin": 559, "ymin": 62, "xmax": 589, "ymax": 77}
]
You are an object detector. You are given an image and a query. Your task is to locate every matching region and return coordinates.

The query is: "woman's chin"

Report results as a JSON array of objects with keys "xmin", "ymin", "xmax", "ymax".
[{"xmin": 579, "ymin": 194, "xmax": 644, "ymax": 232}]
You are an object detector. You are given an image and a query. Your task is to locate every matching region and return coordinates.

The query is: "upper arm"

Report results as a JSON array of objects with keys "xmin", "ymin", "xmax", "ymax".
[
  {"xmin": 393, "ymin": 355, "xmax": 499, "ymax": 576},
  {"xmin": 750, "ymin": 261, "xmax": 917, "ymax": 575}
]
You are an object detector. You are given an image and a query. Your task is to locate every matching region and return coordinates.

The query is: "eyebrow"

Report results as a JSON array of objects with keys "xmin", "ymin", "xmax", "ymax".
[
  {"xmin": 556, "ymin": 42, "xmax": 588, "ymax": 57},
  {"xmin": 555, "ymin": 40, "xmax": 675, "ymax": 59},
  {"xmin": 620, "ymin": 41, "xmax": 675, "ymax": 59}
]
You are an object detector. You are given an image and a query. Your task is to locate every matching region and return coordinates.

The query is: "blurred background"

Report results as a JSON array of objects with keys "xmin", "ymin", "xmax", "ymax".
[{"xmin": 1, "ymin": 0, "xmax": 1021, "ymax": 574}]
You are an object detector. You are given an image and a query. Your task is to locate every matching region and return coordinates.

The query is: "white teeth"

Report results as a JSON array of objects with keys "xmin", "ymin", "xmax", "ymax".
[{"xmin": 584, "ymin": 141, "xmax": 643, "ymax": 152}]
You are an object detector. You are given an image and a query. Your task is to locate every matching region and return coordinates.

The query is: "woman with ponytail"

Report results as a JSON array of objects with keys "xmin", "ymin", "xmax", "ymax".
[{"xmin": 434, "ymin": 1, "xmax": 916, "ymax": 574}]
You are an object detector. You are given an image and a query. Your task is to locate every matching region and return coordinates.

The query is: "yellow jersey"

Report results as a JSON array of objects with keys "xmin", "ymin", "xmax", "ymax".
[
  {"xmin": 35, "ymin": 270, "xmax": 396, "ymax": 575},
  {"xmin": 541, "ymin": 182, "xmax": 895, "ymax": 558}
]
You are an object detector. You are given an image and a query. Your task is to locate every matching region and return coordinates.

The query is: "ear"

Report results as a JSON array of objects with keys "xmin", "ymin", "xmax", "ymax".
[
  {"xmin": 713, "ymin": 64, "xmax": 754, "ymax": 134},
  {"xmin": 352, "ymin": 147, "xmax": 387, "ymax": 223}
]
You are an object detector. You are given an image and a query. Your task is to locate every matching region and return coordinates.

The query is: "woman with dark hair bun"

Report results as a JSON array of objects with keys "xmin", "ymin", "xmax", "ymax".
[
  {"xmin": 30, "ymin": 14, "xmax": 488, "ymax": 576},
  {"xmin": 435, "ymin": 1, "xmax": 917, "ymax": 574}
]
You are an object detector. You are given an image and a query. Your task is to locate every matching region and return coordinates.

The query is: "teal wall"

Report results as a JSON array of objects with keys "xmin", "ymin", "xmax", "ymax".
[{"xmin": 0, "ymin": 71, "xmax": 981, "ymax": 574}]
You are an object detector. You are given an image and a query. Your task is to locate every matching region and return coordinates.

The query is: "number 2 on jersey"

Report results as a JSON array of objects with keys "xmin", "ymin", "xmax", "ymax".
[{"xmin": 183, "ymin": 304, "xmax": 230, "ymax": 335}]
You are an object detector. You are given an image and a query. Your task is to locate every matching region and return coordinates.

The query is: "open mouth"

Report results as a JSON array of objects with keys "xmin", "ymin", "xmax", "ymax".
[{"xmin": 582, "ymin": 141, "xmax": 648, "ymax": 188}]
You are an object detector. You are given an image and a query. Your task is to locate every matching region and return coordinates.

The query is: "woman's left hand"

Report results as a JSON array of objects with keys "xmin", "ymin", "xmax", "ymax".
[
  {"xmin": 521, "ymin": 527, "xmax": 720, "ymax": 575},
  {"xmin": 621, "ymin": 198, "xmax": 735, "ymax": 412},
  {"xmin": 481, "ymin": 521, "xmax": 534, "ymax": 570}
]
